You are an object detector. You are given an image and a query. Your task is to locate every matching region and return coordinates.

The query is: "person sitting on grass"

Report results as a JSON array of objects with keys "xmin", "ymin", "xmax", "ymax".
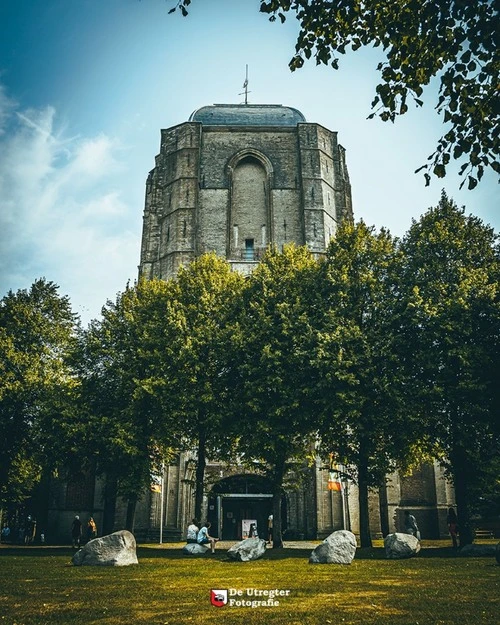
[{"xmin": 197, "ymin": 521, "xmax": 219, "ymax": 553}]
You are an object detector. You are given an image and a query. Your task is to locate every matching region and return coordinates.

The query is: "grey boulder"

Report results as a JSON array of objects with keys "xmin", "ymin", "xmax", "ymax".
[
  {"xmin": 384, "ymin": 532, "xmax": 421, "ymax": 559},
  {"xmin": 309, "ymin": 530, "xmax": 357, "ymax": 564},
  {"xmin": 182, "ymin": 543, "xmax": 209, "ymax": 556},
  {"xmin": 227, "ymin": 537, "xmax": 267, "ymax": 562},
  {"xmin": 460, "ymin": 544, "xmax": 496, "ymax": 557},
  {"xmin": 72, "ymin": 530, "xmax": 138, "ymax": 566}
]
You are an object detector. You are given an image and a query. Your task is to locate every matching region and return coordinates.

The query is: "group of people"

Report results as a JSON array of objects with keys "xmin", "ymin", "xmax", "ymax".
[
  {"xmin": 0, "ymin": 516, "xmax": 38, "ymax": 545},
  {"xmin": 185, "ymin": 515, "xmax": 275, "ymax": 552},
  {"xmin": 403, "ymin": 508, "xmax": 459, "ymax": 548},
  {"xmin": 186, "ymin": 519, "xmax": 219, "ymax": 553},
  {"xmin": 3, "ymin": 507, "xmax": 461, "ymax": 549},
  {"xmin": 70, "ymin": 515, "xmax": 97, "ymax": 548}
]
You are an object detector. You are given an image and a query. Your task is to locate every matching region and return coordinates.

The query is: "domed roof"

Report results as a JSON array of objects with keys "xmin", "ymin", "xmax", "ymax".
[{"xmin": 189, "ymin": 104, "xmax": 306, "ymax": 126}]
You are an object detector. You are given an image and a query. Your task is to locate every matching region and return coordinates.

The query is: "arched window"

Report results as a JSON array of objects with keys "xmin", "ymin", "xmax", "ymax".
[{"xmin": 229, "ymin": 154, "xmax": 270, "ymax": 260}]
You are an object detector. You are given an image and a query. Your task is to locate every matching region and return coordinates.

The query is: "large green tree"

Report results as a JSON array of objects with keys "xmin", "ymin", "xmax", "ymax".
[
  {"xmin": 397, "ymin": 193, "xmax": 500, "ymax": 546},
  {"xmin": 314, "ymin": 221, "xmax": 407, "ymax": 548},
  {"xmin": 0, "ymin": 279, "xmax": 79, "ymax": 507},
  {"xmin": 228, "ymin": 245, "xmax": 320, "ymax": 548},
  {"xmin": 169, "ymin": 0, "xmax": 499, "ymax": 188},
  {"xmin": 156, "ymin": 253, "xmax": 246, "ymax": 521},
  {"xmin": 75, "ymin": 278, "xmax": 177, "ymax": 532}
]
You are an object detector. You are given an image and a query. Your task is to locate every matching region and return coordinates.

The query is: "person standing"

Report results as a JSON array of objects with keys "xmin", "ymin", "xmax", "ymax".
[
  {"xmin": 447, "ymin": 508, "xmax": 458, "ymax": 548},
  {"xmin": 71, "ymin": 515, "xmax": 82, "ymax": 549},
  {"xmin": 24, "ymin": 516, "xmax": 36, "ymax": 545},
  {"xmin": 87, "ymin": 517, "xmax": 97, "ymax": 542},
  {"xmin": 267, "ymin": 514, "xmax": 273, "ymax": 545},
  {"xmin": 1, "ymin": 524, "xmax": 11, "ymax": 543}
]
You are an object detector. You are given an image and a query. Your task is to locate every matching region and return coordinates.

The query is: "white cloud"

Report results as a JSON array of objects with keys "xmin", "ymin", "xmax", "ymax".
[
  {"xmin": 0, "ymin": 86, "xmax": 140, "ymax": 325},
  {"xmin": 0, "ymin": 84, "xmax": 16, "ymax": 135}
]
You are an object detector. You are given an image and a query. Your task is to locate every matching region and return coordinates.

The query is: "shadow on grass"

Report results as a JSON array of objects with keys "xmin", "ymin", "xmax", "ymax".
[
  {"xmin": 0, "ymin": 545, "xmax": 75, "ymax": 558},
  {"xmin": 139, "ymin": 545, "xmax": 463, "ymax": 561},
  {"xmin": 0, "ymin": 544, "xmax": 465, "ymax": 561}
]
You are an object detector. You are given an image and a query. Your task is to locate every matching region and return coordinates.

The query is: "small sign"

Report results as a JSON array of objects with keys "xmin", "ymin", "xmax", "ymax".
[{"xmin": 242, "ymin": 519, "xmax": 257, "ymax": 538}]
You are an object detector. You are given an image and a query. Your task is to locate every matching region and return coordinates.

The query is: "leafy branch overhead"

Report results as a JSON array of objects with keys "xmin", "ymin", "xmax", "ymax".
[{"xmin": 168, "ymin": 0, "xmax": 499, "ymax": 189}]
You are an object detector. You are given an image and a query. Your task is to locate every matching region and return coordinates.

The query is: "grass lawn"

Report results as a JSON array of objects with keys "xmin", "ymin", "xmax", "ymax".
[{"xmin": 0, "ymin": 540, "xmax": 498, "ymax": 625}]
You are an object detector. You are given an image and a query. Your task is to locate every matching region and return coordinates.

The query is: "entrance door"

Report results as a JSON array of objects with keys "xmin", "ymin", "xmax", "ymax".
[{"xmin": 221, "ymin": 496, "xmax": 272, "ymax": 540}]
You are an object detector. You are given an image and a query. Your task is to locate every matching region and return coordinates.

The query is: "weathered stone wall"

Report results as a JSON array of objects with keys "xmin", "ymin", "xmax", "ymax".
[
  {"xmin": 316, "ymin": 460, "xmax": 345, "ymax": 538},
  {"xmin": 139, "ymin": 122, "xmax": 201, "ymax": 281},
  {"xmin": 139, "ymin": 119, "xmax": 353, "ymax": 283}
]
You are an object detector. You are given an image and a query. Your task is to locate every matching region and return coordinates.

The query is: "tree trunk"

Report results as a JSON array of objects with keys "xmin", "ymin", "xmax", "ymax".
[
  {"xmin": 102, "ymin": 473, "xmax": 118, "ymax": 536},
  {"xmin": 451, "ymin": 449, "xmax": 474, "ymax": 547},
  {"xmin": 125, "ymin": 496, "xmax": 137, "ymax": 532},
  {"xmin": 271, "ymin": 457, "xmax": 286, "ymax": 549},
  {"xmin": 32, "ymin": 466, "xmax": 51, "ymax": 542},
  {"xmin": 194, "ymin": 430, "xmax": 207, "ymax": 522},
  {"xmin": 358, "ymin": 452, "xmax": 372, "ymax": 548},
  {"xmin": 378, "ymin": 479, "xmax": 390, "ymax": 538}
]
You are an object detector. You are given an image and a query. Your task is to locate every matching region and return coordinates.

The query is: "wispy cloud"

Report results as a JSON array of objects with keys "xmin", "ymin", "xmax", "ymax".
[{"xmin": 0, "ymin": 85, "xmax": 139, "ymax": 324}]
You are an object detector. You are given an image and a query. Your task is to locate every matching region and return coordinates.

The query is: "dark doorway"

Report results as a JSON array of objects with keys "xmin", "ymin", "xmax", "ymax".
[
  {"xmin": 218, "ymin": 496, "xmax": 272, "ymax": 540},
  {"xmin": 207, "ymin": 474, "xmax": 286, "ymax": 540}
]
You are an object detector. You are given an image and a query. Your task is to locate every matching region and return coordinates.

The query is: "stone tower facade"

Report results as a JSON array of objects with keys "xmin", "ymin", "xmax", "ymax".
[{"xmin": 139, "ymin": 104, "xmax": 353, "ymax": 281}]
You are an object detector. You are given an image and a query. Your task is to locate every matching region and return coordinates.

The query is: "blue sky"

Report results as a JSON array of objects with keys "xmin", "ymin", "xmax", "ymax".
[{"xmin": 1, "ymin": 0, "xmax": 498, "ymax": 324}]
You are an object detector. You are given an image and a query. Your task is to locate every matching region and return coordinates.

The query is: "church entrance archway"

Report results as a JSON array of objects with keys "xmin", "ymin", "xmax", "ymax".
[{"xmin": 206, "ymin": 474, "xmax": 286, "ymax": 540}]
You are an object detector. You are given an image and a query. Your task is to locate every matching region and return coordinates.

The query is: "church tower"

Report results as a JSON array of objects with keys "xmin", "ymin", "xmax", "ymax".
[{"xmin": 139, "ymin": 103, "xmax": 353, "ymax": 280}]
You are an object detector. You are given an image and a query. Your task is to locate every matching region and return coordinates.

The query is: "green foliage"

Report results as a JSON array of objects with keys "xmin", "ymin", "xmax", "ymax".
[
  {"xmin": 75, "ymin": 278, "xmax": 178, "ymax": 500},
  {"xmin": 76, "ymin": 254, "xmax": 246, "ymax": 517},
  {"xmin": 229, "ymin": 244, "xmax": 320, "ymax": 546},
  {"xmin": 169, "ymin": 0, "xmax": 499, "ymax": 187},
  {"xmin": 230, "ymin": 245, "xmax": 319, "ymax": 467},
  {"xmin": 262, "ymin": 0, "xmax": 499, "ymax": 188},
  {"xmin": 316, "ymin": 222, "xmax": 403, "ymax": 474},
  {"xmin": 313, "ymin": 222, "xmax": 404, "ymax": 546},
  {"xmin": 0, "ymin": 279, "xmax": 78, "ymax": 505},
  {"xmin": 154, "ymin": 253, "xmax": 246, "ymax": 517},
  {"xmin": 158, "ymin": 253, "xmax": 246, "ymax": 457},
  {"xmin": 397, "ymin": 192, "xmax": 500, "ymax": 544}
]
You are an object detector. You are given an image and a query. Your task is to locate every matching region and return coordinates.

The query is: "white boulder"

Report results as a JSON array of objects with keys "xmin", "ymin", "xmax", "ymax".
[
  {"xmin": 384, "ymin": 532, "xmax": 421, "ymax": 559},
  {"xmin": 72, "ymin": 530, "xmax": 138, "ymax": 566},
  {"xmin": 227, "ymin": 537, "xmax": 267, "ymax": 562},
  {"xmin": 309, "ymin": 530, "xmax": 357, "ymax": 564},
  {"xmin": 182, "ymin": 543, "xmax": 209, "ymax": 556}
]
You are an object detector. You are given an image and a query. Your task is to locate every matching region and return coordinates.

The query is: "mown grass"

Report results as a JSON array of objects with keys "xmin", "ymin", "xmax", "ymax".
[{"xmin": 0, "ymin": 541, "xmax": 498, "ymax": 625}]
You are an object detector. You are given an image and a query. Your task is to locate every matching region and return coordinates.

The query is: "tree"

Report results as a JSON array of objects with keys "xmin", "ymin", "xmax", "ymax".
[
  {"xmin": 169, "ymin": 0, "xmax": 499, "ymax": 188},
  {"xmin": 156, "ymin": 253, "xmax": 246, "ymax": 521},
  {"xmin": 0, "ymin": 279, "xmax": 79, "ymax": 507},
  {"xmin": 397, "ymin": 192, "xmax": 500, "ymax": 546},
  {"xmin": 75, "ymin": 278, "xmax": 178, "ymax": 532},
  {"xmin": 228, "ymin": 245, "xmax": 320, "ymax": 548},
  {"xmin": 313, "ymin": 221, "xmax": 407, "ymax": 548}
]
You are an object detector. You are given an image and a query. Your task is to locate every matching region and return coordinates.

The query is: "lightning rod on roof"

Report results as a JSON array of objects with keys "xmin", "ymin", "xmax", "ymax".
[{"xmin": 239, "ymin": 64, "xmax": 251, "ymax": 105}]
